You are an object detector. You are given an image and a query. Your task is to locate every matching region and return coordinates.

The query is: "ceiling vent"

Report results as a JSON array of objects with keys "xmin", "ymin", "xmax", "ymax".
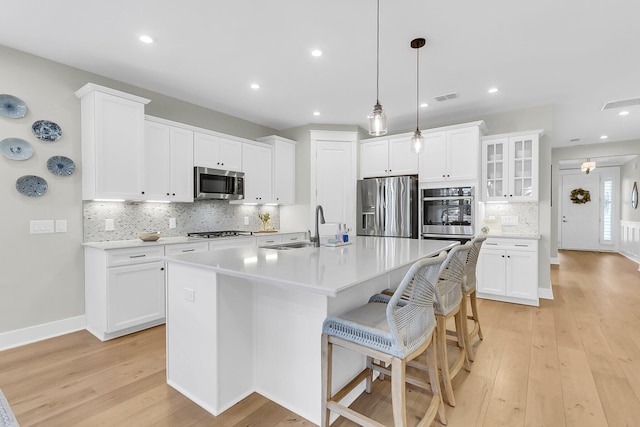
[
  {"xmin": 602, "ymin": 97, "xmax": 640, "ymax": 111},
  {"xmin": 434, "ymin": 93, "xmax": 458, "ymax": 102}
]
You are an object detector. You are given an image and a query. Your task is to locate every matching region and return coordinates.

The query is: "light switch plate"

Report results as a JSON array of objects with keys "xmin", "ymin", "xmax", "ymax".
[
  {"xmin": 55, "ymin": 219, "xmax": 67, "ymax": 232},
  {"xmin": 105, "ymin": 219, "xmax": 115, "ymax": 231},
  {"xmin": 244, "ymin": 216, "xmax": 249, "ymax": 226},
  {"xmin": 169, "ymin": 218, "xmax": 176, "ymax": 229},
  {"xmin": 30, "ymin": 220, "xmax": 54, "ymax": 234}
]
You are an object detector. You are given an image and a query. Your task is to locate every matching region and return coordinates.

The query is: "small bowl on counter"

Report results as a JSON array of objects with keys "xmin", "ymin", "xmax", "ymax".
[{"xmin": 137, "ymin": 231, "xmax": 162, "ymax": 242}]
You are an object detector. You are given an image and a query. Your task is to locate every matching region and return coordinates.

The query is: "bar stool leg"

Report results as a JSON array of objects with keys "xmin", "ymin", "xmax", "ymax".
[
  {"xmin": 427, "ymin": 337, "xmax": 447, "ymax": 425},
  {"xmin": 391, "ymin": 357, "xmax": 407, "ymax": 426},
  {"xmin": 470, "ymin": 290, "xmax": 483, "ymax": 340},
  {"xmin": 455, "ymin": 309, "xmax": 472, "ymax": 372},
  {"xmin": 321, "ymin": 334, "xmax": 332, "ymax": 427},
  {"xmin": 436, "ymin": 315, "xmax": 456, "ymax": 407},
  {"xmin": 458, "ymin": 295, "xmax": 475, "ymax": 362}
]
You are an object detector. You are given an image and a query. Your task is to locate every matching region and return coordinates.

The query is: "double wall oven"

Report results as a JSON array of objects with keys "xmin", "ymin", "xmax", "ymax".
[{"xmin": 421, "ymin": 187, "xmax": 475, "ymax": 241}]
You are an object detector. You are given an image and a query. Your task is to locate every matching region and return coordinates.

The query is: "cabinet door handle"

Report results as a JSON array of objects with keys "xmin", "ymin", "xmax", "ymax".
[
  {"xmin": 486, "ymin": 243, "xmax": 498, "ymax": 246},
  {"xmin": 501, "ymin": 255, "xmax": 505, "ymax": 258},
  {"xmin": 182, "ymin": 249, "xmax": 195, "ymax": 252},
  {"xmin": 290, "ymin": 237, "xmax": 298, "ymax": 241},
  {"xmin": 161, "ymin": 267, "xmax": 165, "ymax": 271},
  {"xmin": 507, "ymin": 255, "xmax": 511, "ymax": 258},
  {"xmin": 129, "ymin": 254, "xmax": 146, "ymax": 258}
]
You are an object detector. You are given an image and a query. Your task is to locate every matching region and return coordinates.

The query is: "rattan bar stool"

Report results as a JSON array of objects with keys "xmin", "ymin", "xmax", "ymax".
[
  {"xmin": 369, "ymin": 243, "xmax": 472, "ymax": 407},
  {"xmin": 321, "ymin": 252, "xmax": 448, "ymax": 427},
  {"xmin": 431, "ymin": 242, "xmax": 472, "ymax": 407},
  {"xmin": 458, "ymin": 235, "xmax": 486, "ymax": 361}
]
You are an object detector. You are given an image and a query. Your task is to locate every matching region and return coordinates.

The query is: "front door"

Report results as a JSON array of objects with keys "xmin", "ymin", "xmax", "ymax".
[{"xmin": 561, "ymin": 173, "xmax": 600, "ymax": 250}]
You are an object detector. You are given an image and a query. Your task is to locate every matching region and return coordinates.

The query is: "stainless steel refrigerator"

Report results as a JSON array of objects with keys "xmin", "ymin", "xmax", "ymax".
[{"xmin": 356, "ymin": 176, "xmax": 418, "ymax": 238}]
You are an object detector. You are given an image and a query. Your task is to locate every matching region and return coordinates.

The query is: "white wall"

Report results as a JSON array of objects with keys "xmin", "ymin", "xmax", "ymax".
[
  {"xmin": 0, "ymin": 44, "xmax": 277, "ymax": 334},
  {"xmin": 621, "ymin": 156, "xmax": 640, "ymax": 222}
]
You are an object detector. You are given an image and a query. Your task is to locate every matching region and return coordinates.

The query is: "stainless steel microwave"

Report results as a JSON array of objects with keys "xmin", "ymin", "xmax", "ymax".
[{"xmin": 194, "ymin": 167, "xmax": 244, "ymax": 200}]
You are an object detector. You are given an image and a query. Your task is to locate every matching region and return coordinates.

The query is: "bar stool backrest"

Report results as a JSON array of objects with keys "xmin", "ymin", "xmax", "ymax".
[
  {"xmin": 462, "ymin": 235, "xmax": 487, "ymax": 292},
  {"xmin": 434, "ymin": 242, "xmax": 472, "ymax": 316},
  {"xmin": 386, "ymin": 251, "xmax": 448, "ymax": 358}
]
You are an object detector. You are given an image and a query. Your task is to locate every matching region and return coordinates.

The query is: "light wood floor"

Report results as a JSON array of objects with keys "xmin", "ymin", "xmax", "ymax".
[{"xmin": 1, "ymin": 250, "xmax": 639, "ymax": 426}]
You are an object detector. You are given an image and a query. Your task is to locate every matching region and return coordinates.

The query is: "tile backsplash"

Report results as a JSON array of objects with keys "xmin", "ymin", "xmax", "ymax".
[
  {"xmin": 482, "ymin": 202, "xmax": 538, "ymax": 234},
  {"xmin": 83, "ymin": 201, "xmax": 280, "ymax": 242}
]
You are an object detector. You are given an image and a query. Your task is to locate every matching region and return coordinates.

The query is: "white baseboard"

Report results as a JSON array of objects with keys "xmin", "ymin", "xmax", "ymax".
[
  {"xmin": 0, "ymin": 315, "xmax": 86, "ymax": 352},
  {"xmin": 550, "ymin": 256, "xmax": 559, "ymax": 265},
  {"xmin": 538, "ymin": 286, "xmax": 554, "ymax": 300}
]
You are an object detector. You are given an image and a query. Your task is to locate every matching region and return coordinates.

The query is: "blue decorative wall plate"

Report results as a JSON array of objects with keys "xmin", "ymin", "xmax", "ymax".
[
  {"xmin": 16, "ymin": 175, "xmax": 48, "ymax": 197},
  {"xmin": 47, "ymin": 155, "xmax": 75, "ymax": 176},
  {"xmin": 32, "ymin": 120, "xmax": 62, "ymax": 142},
  {"xmin": 0, "ymin": 138, "xmax": 33, "ymax": 160},
  {"xmin": 0, "ymin": 94, "xmax": 28, "ymax": 118}
]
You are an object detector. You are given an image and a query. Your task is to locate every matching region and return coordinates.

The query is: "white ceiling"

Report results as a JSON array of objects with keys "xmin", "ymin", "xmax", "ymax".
[{"xmin": 1, "ymin": 0, "xmax": 639, "ymax": 147}]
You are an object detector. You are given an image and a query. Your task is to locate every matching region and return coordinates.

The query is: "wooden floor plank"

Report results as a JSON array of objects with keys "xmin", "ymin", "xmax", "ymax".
[{"xmin": 0, "ymin": 250, "xmax": 638, "ymax": 426}]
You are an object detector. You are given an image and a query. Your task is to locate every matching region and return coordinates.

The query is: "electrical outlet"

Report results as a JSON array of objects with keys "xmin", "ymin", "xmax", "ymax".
[
  {"xmin": 244, "ymin": 216, "xmax": 249, "ymax": 226},
  {"xmin": 501, "ymin": 215, "xmax": 519, "ymax": 226},
  {"xmin": 105, "ymin": 219, "xmax": 115, "ymax": 231},
  {"xmin": 169, "ymin": 218, "xmax": 176, "ymax": 229},
  {"xmin": 183, "ymin": 288, "xmax": 195, "ymax": 302}
]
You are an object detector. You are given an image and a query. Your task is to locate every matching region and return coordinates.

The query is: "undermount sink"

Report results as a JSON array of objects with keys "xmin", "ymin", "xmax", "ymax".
[{"xmin": 261, "ymin": 241, "xmax": 316, "ymax": 250}]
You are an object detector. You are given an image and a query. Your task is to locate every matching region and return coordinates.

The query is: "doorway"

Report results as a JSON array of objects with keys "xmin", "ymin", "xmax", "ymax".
[{"xmin": 559, "ymin": 167, "xmax": 619, "ymax": 251}]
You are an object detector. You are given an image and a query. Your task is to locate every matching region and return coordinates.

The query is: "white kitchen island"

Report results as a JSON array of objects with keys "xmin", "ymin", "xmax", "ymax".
[{"xmin": 164, "ymin": 236, "xmax": 458, "ymax": 425}]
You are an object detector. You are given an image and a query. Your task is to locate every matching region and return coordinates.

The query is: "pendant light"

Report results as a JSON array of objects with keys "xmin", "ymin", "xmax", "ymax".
[
  {"xmin": 410, "ymin": 38, "xmax": 426, "ymax": 153},
  {"xmin": 581, "ymin": 158, "xmax": 596, "ymax": 174},
  {"xmin": 368, "ymin": 0, "xmax": 387, "ymax": 136}
]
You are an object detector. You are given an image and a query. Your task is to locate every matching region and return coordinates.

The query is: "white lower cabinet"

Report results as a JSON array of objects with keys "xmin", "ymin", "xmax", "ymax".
[
  {"xmin": 476, "ymin": 237, "xmax": 539, "ymax": 306},
  {"xmin": 85, "ymin": 245, "xmax": 166, "ymax": 341},
  {"xmin": 106, "ymin": 261, "xmax": 166, "ymax": 333}
]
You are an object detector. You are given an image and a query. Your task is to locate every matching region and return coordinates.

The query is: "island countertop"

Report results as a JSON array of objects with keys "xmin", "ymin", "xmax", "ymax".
[{"xmin": 164, "ymin": 236, "xmax": 458, "ymax": 297}]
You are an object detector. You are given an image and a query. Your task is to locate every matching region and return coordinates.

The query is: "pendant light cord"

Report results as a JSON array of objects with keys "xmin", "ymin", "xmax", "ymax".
[
  {"xmin": 415, "ymin": 45, "xmax": 419, "ymax": 130},
  {"xmin": 376, "ymin": 0, "xmax": 380, "ymax": 104}
]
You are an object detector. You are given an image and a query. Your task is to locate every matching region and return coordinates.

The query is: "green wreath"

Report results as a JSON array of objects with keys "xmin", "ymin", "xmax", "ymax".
[{"xmin": 570, "ymin": 188, "xmax": 591, "ymax": 204}]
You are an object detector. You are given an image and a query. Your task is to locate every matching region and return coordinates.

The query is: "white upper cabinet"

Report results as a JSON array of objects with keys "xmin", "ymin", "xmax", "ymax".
[
  {"xmin": 418, "ymin": 122, "xmax": 483, "ymax": 185},
  {"xmin": 481, "ymin": 131, "xmax": 542, "ymax": 202},
  {"xmin": 242, "ymin": 142, "xmax": 273, "ymax": 203},
  {"xmin": 143, "ymin": 119, "xmax": 194, "ymax": 202},
  {"xmin": 193, "ymin": 132, "xmax": 243, "ymax": 172},
  {"xmin": 75, "ymin": 83, "xmax": 150, "ymax": 200},
  {"xmin": 360, "ymin": 135, "xmax": 418, "ymax": 178},
  {"xmin": 258, "ymin": 136, "xmax": 297, "ymax": 205}
]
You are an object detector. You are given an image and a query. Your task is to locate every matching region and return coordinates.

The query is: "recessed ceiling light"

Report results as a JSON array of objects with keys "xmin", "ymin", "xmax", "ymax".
[
  {"xmin": 139, "ymin": 35, "xmax": 154, "ymax": 44},
  {"xmin": 311, "ymin": 49, "xmax": 322, "ymax": 57},
  {"xmin": 619, "ymin": 110, "xmax": 630, "ymax": 116},
  {"xmin": 420, "ymin": 103, "xmax": 428, "ymax": 108},
  {"xmin": 313, "ymin": 111, "xmax": 320, "ymax": 116},
  {"xmin": 250, "ymin": 83, "xmax": 260, "ymax": 90},
  {"xmin": 600, "ymin": 135, "xmax": 608, "ymax": 139},
  {"xmin": 488, "ymin": 87, "xmax": 498, "ymax": 94}
]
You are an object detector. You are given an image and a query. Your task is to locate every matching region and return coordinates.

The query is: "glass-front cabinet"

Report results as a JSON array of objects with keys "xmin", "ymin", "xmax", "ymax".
[{"xmin": 481, "ymin": 131, "xmax": 541, "ymax": 202}]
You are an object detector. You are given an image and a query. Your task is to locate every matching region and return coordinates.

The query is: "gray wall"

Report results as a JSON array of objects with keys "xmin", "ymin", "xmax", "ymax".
[
  {"xmin": 551, "ymin": 138, "xmax": 640, "ymax": 257},
  {"xmin": 0, "ymin": 44, "xmax": 277, "ymax": 334}
]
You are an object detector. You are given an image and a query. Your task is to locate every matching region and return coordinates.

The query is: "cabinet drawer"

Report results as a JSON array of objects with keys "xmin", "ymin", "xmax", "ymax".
[
  {"xmin": 483, "ymin": 238, "xmax": 538, "ymax": 251},
  {"xmin": 281, "ymin": 232, "xmax": 307, "ymax": 242},
  {"xmin": 209, "ymin": 237, "xmax": 256, "ymax": 251},
  {"xmin": 256, "ymin": 234, "xmax": 283, "ymax": 246},
  {"xmin": 107, "ymin": 246, "xmax": 165, "ymax": 267},
  {"xmin": 165, "ymin": 241, "xmax": 209, "ymax": 256}
]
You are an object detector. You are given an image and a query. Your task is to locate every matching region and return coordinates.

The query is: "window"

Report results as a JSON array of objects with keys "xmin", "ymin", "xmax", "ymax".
[{"xmin": 602, "ymin": 179, "xmax": 613, "ymax": 242}]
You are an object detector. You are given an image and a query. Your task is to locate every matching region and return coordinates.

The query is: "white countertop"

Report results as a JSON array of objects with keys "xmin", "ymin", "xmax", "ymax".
[
  {"xmin": 165, "ymin": 236, "xmax": 458, "ymax": 297},
  {"xmin": 84, "ymin": 236, "xmax": 217, "ymax": 250},
  {"xmin": 84, "ymin": 231, "xmax": 308, "ymax": 250},
  {"xmin": 485, "ymin": 232, "xmax": 540, "ymax": 240}
]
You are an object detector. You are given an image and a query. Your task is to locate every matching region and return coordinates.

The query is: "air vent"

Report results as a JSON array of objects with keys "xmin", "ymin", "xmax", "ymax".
[
  {"xmin": 602, "ymin": 97, "xmax": 640, "ymax": 110},
  {"xmin": 570, "ymin": 138, "xmax": 581, "ymax": 143},
  {"xmin": 434, "ymin": 93, "xmax": 458, "ymax": 102}
]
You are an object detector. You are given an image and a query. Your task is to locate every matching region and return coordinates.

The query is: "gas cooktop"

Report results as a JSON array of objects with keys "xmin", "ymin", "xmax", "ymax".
[{"xmin": 187, "ymin": 230, "xmax": 253, "ymax": 239}]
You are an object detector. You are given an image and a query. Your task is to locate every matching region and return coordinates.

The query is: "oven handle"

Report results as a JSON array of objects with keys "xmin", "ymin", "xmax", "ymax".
[{"xmin": 422, "ymin": 196, "xmax": 474, "ymax": 201}]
